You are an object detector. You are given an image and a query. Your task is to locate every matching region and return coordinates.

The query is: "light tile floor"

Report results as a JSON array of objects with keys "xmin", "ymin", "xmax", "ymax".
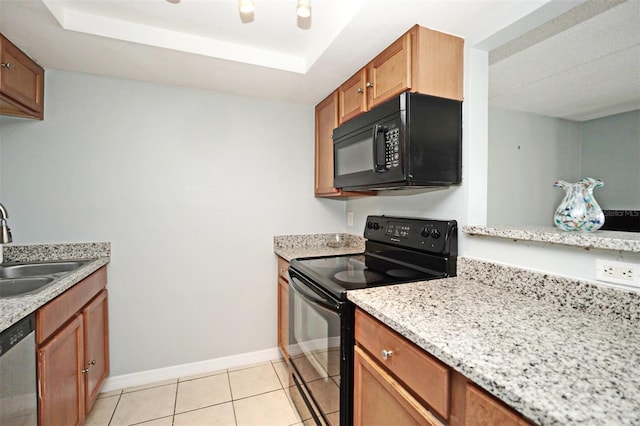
[{"xmin": 86, "ymin": 359, "xmax": 315, "ymax": 426}]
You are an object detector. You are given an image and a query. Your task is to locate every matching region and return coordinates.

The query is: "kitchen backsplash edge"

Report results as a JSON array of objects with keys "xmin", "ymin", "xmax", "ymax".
[
  {"xmin": 458, "ymin": 257, "xmax": 640, "ymax": 322},
  {"xmin": 1, "ymin": 242, "xmax": 111, "ymax": 263}
]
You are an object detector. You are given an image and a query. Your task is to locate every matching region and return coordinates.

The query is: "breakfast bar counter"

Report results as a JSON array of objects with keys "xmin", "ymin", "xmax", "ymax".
[{"xmin": 347, "ymin": 257, "xmax": 640, "ymax": 425}]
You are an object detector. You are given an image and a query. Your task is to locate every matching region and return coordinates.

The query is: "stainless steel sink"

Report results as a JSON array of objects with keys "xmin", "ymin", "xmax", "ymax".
[
  {"xmin": 0, "ymin": 277, "xmax": 55, "ymax": 298},
  {"xmin": 0, "ymin": 261, "xmax": 87, "ymax": 279},
  {"xmin": 0, "ymin": 260, "xmax": 88, "ymax": 298}
]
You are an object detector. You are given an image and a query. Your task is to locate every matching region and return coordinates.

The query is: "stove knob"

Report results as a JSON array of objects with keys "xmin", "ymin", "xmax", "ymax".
[
  {"xmin": 421, "ymin": 227, "xmax": 430, "ymax": 238},
  {"xmin": 367, "ymin": 222, "xmax": 373, "ymax": 229},
  {"xmin": 372, "ymin": 222, "xmax": 380, "ymax": 230},
  {"xmin": 431, "ymin": 229, "xmax": 441, "ymax": 239}
]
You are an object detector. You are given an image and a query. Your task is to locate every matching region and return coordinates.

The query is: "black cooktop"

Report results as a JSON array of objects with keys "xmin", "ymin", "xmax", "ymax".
[
  {"xmin": 290, "ymin": 216, "xmax": 458, "ymax": 300},
  {"xmin": 293, "ymin": 253, "xmax": 445, "ymax": 291}
]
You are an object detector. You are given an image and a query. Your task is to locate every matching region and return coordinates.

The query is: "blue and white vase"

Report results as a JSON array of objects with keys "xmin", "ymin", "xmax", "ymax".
[{"xmin": 553, "ymin": 178, "xmax": 605, "ymax": 232}]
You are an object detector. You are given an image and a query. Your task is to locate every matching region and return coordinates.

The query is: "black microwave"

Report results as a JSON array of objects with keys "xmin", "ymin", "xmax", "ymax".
[{"xmin": 333, "ymin": 92, "xmax": 462, "ymax": 191}]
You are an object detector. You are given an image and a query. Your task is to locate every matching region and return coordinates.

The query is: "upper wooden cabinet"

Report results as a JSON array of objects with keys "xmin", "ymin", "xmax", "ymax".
[
  {"xmin": 338, "ymin": 25, "xmax": 463, "ymax": 125},
  {"xmin": 314, "ymin": 92, "xmax": 369, "ymax": 197},
  {"xmin": 0, "ymin": 33, "xmax": 44, "ymax": 120},
  {"xmin": 315, "ymin": 92, "xmax": 340, "ymax": 197},
  {"xmin": 338, "ymin": 69, "xmax": 368, "ymax": 125},
  {"xmin": 315, "ymin": 91, "xmax": 376, "ymax": 198}
]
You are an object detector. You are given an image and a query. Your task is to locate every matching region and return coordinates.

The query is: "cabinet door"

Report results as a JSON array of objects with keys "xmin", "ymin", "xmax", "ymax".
[
  {"xmin": 0, "ymin": 34, "xmax": 44, "ymax": 117},
  {"xmin": 353, "ymin": 346, "xmax": 443, "ymax": 426},
  {"xmin": 367, "ymin": 32, "xmax": 412, "ymax": 108},
  {"xmin": 465, "ymin": 384, "xmax": 525, "ymax": 426},
  {"xmin": 37, "ymin": 315, "xmax": 85, "ymax": 426},
  {"xmin": 338, "ymin": 69, "xmax": 367, "ymax": 125},
  {"xmin": 314, "ymin": 91, "xmax": 341, "ymax": 197},
  {"xmin": 83, "ymin": 290, "xmax": 110, "ymax": 413}
]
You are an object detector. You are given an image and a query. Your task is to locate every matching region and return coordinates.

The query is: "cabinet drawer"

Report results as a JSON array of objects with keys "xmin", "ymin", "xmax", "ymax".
[
  {"xmin": 277, "ymin": 256, "xmax": 289, "ymax": 281},
  {"xmin": 37, "ymin": 267, "xmax": 107, "ymax": 345},
  {"xmin": 355, "ymin": 308, "xmax": 450, "ymax": 419},
  {"xmin": 354, "ymin": 346, "xmax": 444, "ymax": 426}
]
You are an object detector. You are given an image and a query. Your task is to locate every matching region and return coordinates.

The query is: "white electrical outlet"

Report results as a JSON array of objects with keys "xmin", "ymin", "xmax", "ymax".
[
  {"xmin": 347, "ymin": 211, "xmax": 354, "ymax": 227},
  {"xmin": 595, "ymin": 259, "xmax": 640, "ymax": 288}
]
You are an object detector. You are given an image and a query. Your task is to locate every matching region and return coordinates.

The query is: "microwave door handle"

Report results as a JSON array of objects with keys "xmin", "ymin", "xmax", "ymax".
[{"xmin": 373, "ymin": 124, "xmax": 387, "ymax": 172}]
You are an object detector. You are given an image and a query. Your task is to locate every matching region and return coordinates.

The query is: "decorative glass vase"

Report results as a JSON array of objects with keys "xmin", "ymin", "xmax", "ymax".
[{"xmin": 553, "ymin": 177, "xmax": 604, "ymax": 232}]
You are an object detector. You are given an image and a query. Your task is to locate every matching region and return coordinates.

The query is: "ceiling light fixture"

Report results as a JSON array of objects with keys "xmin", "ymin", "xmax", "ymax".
[
  {"xmin": 296, "ymin": 0, "xmax": 311, "ymax": 18},
  {"xmin": 238, "ymin": 0, "xmax": 255, "ymax": 14}
]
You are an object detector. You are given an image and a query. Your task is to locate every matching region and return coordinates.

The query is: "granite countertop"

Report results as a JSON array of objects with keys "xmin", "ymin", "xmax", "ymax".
[
  {"xmin": 347, "ymin": 258, "xmax": 640, "ymax": 425},
  {"xmin": 463, "ymin": 224, "xmax": 640, "ymax": 252},
  {"xmin": 274, "ymin": 233, "xmax": 365, "ymax": 261},
  {"xmin": 0, "ymin": 242, "xmax": 111, "ymax": 333}
]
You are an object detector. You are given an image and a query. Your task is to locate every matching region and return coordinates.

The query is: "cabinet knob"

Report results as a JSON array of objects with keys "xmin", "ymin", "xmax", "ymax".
[
  {"xmin": 366, "ymin": 81, "xmax": 373, "ymax": 88},
  {"xmin": 357, "ymin": 87, "xmax": 364, "ymax": 94},
  {"xmin": 381, "ymin": 349, "xmax": 393, "ymax": 360},
  {"xmin": 81, "ymin": 359, "xmax": 97, "ymax": 373},
  {"xmin": 1, "ymin": 62, "xmax": 12, "ymax": 70}
]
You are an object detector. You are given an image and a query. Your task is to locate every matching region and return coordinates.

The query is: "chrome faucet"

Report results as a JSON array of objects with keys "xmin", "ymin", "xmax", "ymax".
[{"xmin": 0, "ymin": 203, "xmax": 12, "ymax": 243}]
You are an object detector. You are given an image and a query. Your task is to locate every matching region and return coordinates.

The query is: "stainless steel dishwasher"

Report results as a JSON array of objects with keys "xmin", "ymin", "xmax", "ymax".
[{"xmin": 0, "ymin": 314, "xmax": 37, "ymax": 425}]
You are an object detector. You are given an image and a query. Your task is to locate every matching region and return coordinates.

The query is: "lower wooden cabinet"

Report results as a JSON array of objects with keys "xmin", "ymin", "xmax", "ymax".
[
  {"xmin": 355, "ymin": 308, "xmax": 532, "ymax": 426},
  {"xmin": 354, "ymin": 346, "xmax": 444, "ymax": 426},
  {"xmin": 277, "ymin": 256, "xmax": 290, "ymax": 361},
  {"xmin": 37, "ymin": 315, "xmax": 85, "ymax": 426},
  {"xmin": 82, "ymin": 289, "xmax": 110, "ymax": 413},
  {"xmin": 450, "ymin": 372, "xmax": 531, "ymax": 426},
  {"xmin": 36, "ymin": 267, "xmax": 109, "ymax": 425}
]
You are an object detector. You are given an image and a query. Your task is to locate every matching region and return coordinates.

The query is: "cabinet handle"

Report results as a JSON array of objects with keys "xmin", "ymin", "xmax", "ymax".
[
  {"xmin": 89, "ymin": 359, "xmax": 96, "ymax": 366},
  {"xmin": 366, "ymin": 81, "xmax": 373, "ymax": 88},
  {"xmin": 381, "ymin": 349, "xmax": 393, "ymax": 360},
  {"xmin": 357, "ymin": 87, "xmax": 363, "ymax": 94},
  {"xmin": 81, "ymin": 367, "xmax": 91, "ymax": 374},
  {"xmin": 1, "ymin": 62, "xmax": 11, "ymax": 70}
]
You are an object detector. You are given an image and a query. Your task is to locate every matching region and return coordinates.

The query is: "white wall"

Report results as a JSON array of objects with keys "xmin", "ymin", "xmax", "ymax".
[
  {"xmin": 580, "ymin": 109, "xmax": 640, "ymax": 210},
  {"xmin": 487, "ymin": 107, "xmax": 581, "ymax": 226},
  {"xmin": 0, "ymin": 70, "xmax": 347, "ymax": 376}
]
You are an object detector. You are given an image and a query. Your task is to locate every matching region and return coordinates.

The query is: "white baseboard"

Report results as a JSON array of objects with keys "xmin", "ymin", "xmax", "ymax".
[{"xmin": 102, "ymin": 347, "xmax": 282, "ymax": 392}]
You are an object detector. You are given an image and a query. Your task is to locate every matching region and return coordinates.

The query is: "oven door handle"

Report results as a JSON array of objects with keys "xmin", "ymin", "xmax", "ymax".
[{"xmin": 289, "ymin": 276, "xmax": 339, "ymax": 312}]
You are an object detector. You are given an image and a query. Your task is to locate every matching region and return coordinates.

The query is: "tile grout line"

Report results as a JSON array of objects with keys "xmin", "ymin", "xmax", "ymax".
[
  {"xmin": 226, "ymin": 371, "xmax": 239, "ymax": 425},
  {"xmin": 172, "ymin": 379, "xmax": 179, "ymax": 426},
  {"xmin": 106, "ymin": 390, "xmax": 123, "ymax": 426}
]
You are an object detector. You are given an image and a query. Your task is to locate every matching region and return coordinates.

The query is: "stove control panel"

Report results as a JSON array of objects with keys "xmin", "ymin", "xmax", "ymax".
[{"xmin": 365, "ymin": 215, "xmax": 457, "ymax": 255}]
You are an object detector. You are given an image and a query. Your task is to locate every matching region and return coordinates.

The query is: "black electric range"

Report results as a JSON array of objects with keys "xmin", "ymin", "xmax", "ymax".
[{"xmin": 288, "ymin": 215, "xmax": 457, "ymax": 426}]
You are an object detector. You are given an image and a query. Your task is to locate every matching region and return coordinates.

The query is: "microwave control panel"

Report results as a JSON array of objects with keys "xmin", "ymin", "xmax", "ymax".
[{"xmin": 385, "ymin": 127, "xmax": 400, "ymax": 169}]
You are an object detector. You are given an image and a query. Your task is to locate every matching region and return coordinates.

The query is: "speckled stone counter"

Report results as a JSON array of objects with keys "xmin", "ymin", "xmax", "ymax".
[
  {"xmin": 273, "ymin": 233, "xmax": 365, "ymax": 261},
  {"xmin": 0, "ymin": 242, "xmax": 111, "ymax": 333},
  {"xmin": 347, "ymin": 257, "xmax": 640, "ymax": 425},
  {"xmin": 463, "ymin": 224, "xmax": 640, "ymax": 252}
]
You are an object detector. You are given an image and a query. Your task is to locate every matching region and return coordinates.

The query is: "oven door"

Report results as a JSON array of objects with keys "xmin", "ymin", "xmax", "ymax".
[{"xmin": 288, "ymin": 269, "xmax": 344, "ymax": 426}]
